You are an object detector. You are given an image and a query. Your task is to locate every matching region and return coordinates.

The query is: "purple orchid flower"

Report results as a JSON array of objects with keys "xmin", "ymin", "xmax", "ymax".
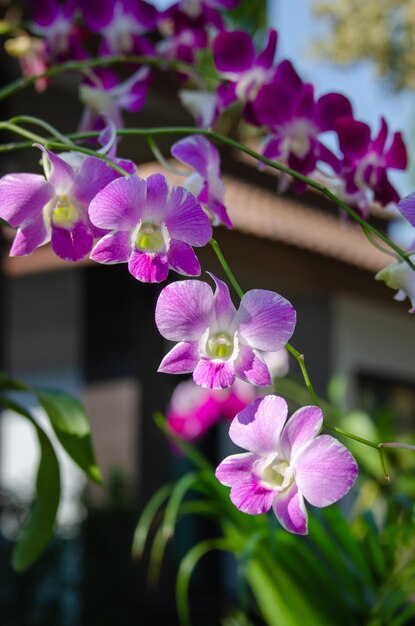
[
  {"xmin": 213, "ymin": 28, "xmax": 278, "ymax": 112},
  {"xmin": 171, "ymin": 135, "xmax": 232, "ymax": 228},
  {"xmin": 89, "ymin": 173, "xmax": 212, "ymax": 282},
  {"xmin": 251, "ymin": 63, "xmax": 353, "ymax": 190},
  {"xmin": 335, "ymin": 116, "xmax": 407, "ymax": 209},
  {"xmin": 81, "ymin": 0, "xmax": 157, "ymax": 56},
  {"xmin": 216, "ymin": 395, "xmax": 358, "ymax": 534},
  {"xmin": 79, "ymin": 67, "xmax": 152, "ymax": 132},
  {"xmin": 32, "ymin": 0, "xmax": 88, "ymax": 61},
  {"xmin": 155, "ymin": 274, "xmax": 296, "ymax": 389},
  {"xmin": 0, "ymin": 146, "xmax": 120, "ymax": 261}
]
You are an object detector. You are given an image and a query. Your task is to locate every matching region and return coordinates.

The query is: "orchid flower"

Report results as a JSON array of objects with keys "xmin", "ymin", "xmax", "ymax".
[
  {"xmin": 216, "ymin": 395, "xmax": 358, "ymax": 534},
  {"xmin": 335, "ymin": 117, "xmax": 407, "ymax": 209},
  {"xmin": 0, "ymin": 147, "xmax": 120, "ymax": 261},
  {"xmin": 89, "ymin": 173, "xmax": 212, "ymax": 282},
  {"xmin": 155, "ymin": 274, "xmax": 296, "ymax": 389},
  {"xmin": 79, "ymin": 67, "xmax": 152, "ymax": 132},
  {"xmin": 171, "ymin": 135, "xmax": 232, "ymax": 227}
]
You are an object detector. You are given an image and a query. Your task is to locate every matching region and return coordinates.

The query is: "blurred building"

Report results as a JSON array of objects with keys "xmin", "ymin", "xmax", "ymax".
[{"xmin": 1, "ymin": 27, "xmax": 415, "ymax": 626}]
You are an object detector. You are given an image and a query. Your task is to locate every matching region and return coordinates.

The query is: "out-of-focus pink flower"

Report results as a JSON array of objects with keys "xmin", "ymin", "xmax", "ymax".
[{"xmin": 5, "ymin": 34, "xmax": 49, "ymax": 92}]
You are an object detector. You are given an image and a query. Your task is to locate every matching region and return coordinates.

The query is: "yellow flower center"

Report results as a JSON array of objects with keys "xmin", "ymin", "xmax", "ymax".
[
  {"xmin": 206, "ymin": 332, "xmax": 234, "ymax": 360},
  {"xmin": 52, "ymin": 196, "xmax": 78, "ymax": 229},
  {"xmin": 135, "ymin": 223, "xmax": 165, "ymax": 253}
]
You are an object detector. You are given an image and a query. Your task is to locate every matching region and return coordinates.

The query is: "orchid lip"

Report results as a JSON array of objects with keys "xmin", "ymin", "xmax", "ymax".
[
  {"xmin": 200, "ymin": 328, "xmax": 239, "ymax": 362},
  {"xmin": 51, "ymin": 195, "xmax": 79, "ymax": 229},
  {"xmin": 255, "ymin": 454, "xmax": 294, "ymax": 492},
  {"xmin": 133, "ymin": 221, "xmax": 169, "ymax": 253}
]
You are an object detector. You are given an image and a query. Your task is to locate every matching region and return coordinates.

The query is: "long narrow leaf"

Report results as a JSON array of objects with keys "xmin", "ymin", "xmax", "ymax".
[
  {"xmin": 0, "ymin": 397, "xmax": 60, "ymax": 572},
  {"xmin": 132, "ymin": 483, "xmax": 173, "ymax": 558},
  {"xmin": 176, "ymin": 538, "xmax": 233, "ymax": 626}
]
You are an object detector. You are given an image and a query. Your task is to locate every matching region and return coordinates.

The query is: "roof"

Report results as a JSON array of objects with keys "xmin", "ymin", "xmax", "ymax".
[{"xmin": 2, "ymin": 160, "xmax": 393, "ymax": 277}]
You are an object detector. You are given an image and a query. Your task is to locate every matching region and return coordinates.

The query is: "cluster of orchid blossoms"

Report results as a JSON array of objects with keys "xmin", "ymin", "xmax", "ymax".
[{"xmin": 1, "ymin": 0, "xmax": 415, "ymax": 535}]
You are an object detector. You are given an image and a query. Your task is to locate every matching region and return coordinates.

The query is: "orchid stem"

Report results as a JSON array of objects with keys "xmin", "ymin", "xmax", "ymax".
[{"xmin": 209, "ymin": 238, "xmax": 244, "ymax": 299}]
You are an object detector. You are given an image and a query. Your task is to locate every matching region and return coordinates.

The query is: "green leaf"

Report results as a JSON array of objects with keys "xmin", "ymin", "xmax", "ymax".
[
  {"xmin": 176, "ymin": 538, "xmax": 234, "ymax": 626},
  {"xmin": 132, "ymin": 483, "xmax": 173, "ymax": 559},
  {"xmin": 35, "ymin": 388, "xmax": 102, "ymax": 485},
  {"xmin": 0, "ymin": 397, "xmax": 60, "ymax": 572}
]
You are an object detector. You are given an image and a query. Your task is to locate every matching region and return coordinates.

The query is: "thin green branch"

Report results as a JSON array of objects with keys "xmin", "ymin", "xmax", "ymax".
[
  {"xmin": 0, "ymin": 54, "xmax": 217, "ymax": 102},
  {"xmin": 2, "ymin": 124, "xmax": 411, "ymax": 271},
  {"xmin": 209, "ymin": 238, "xmax": 244, "ymax": 299},
  {"xmin": 9, "ymin": 115, "xmax": 75, "ymax": 146}
]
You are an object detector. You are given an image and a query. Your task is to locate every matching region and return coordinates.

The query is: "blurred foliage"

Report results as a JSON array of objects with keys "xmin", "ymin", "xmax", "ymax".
[
  {"xmin": 134, "ymin": 411, "xmax": 415, "ymax": 626},
  {"xmin": 313, "ymin": 0, "xmax": 415, "ymax": 90}
]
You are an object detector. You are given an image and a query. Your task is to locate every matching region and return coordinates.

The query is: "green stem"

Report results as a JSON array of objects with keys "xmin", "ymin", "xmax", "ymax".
[
  {"xmin": 0, "ymin": 54, "xmax": 217, "ymax": 102},
  {"xmin": 285, "ymin": 345, "xmax": 319, "ymax": 405},
  {"xmin": 209, "ymin": 238, "xmax": 244, "ymax": 299},
  {"xmin": 9, "ymin": 115, "xmax": 75, "ymax": 146}
]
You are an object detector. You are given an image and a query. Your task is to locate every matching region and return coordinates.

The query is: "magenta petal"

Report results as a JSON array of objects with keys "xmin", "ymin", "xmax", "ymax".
[
  {"xmin": 51, "ymin": 220, "xmax": 93, "ymax": 261},
  {"xmin": 385, "ymin": 132, "xmax": 407, "ymax": 170},
  {"xmin": 229, "ymin": 395, "xmax": 288, "ymax": 454},
  {"xmin": 234, "ymin": 345, "xmax": 272, "ymax": 386},
  {"xmin": 372, "ymin": 117, "xmax": 388, "ymax": 152},
  {"xmin": 10, "ymin": 214, "xmax": 49, "ymax": 256},
  {"xmin": 36, "ymin": 146, "xmax": 74, "ymax": 194},
  {"xmin": 336, "ymin": 118, "xmax": 371, "ymax": 158},
  {"xmin": 193, "ymin": 358, "xmax": 235, "ymax": 389},
  {"xmin": 144, "ymin": 173, "xmax": 169, "ymax": 221},
  {"xmin": 128, "ymin": 249, "xmax": 169, "ymax": 283},
  {"xmin": 209, "ymin": 201, "xmax": 233, "ymax": 228},
  {"xmin": 90, "ymin": 231, "xmax": 131, "ymax": 264},
  {"xmin": 158, "ymin": 341, "xmax": 199, "ymax": 374},
  {"xmin": 398, "ymin": 192, "xmax": 415, "ymax": 227},
  {"xmin": 215, "ymin": 452, "xmax": 257, "ymax": 486},
  {"xmin": 236, "ymin": 290, "xmax": 296, "ymax": 351},
  {"xmin": 280, "ymin": 405, "xmax": 323, "ymax": 460},
  {"xmin": 164, "ymin": 186, "xmax": 212, "ymax": 246},
  {"xmin": 295, "ymin": 435, "xmax": 358, "ymax": 507},
  {"xmin": 209, "ymin": 273, "xmax": 236, "ymax": 329},
  {"xmin": 81, "ymin": 0, "xmax": 114, "ymax": 30},
  {"xmin": 273, "ymin": 483, "xmax": 308, "ymax": 535},
  {"xmin": 171, "ymin": 135, "xmax": 218, "ymax": 179},
  {"xmin": 230, "ymin": 474, "xmax": 275, "ymax": 515},
  {"xmin": 71, "ymin": 156, "xmax": 119, "ymax": 206},
  {"xmin": 256, "ymin": 29, "xmax": 278, "ymax": 69},
  {"xmin": 0, "ymin": 173, "xmax": 53, "ymax": 228},
  {"xmin": 213, "ymin": 31, "xmax": 255, "ymax": 73},
  {"xmin": 155, "ymin": 279, "xmax": 214, "ymax": 342},
  {"xmin": 89, "ymin": 175, "xmax": 145, "ymax": 230},
  {"xmin": 315, "ymin": 92, "xmax": 353, "ymax": 132},
  {"xmin": 168, "ymin": 240, "xmax": 201, "ymax": 276}
]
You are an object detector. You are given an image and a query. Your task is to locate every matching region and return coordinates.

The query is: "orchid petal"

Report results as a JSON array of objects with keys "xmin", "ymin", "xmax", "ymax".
[
  {"xmin": 256, "ymin": 29, "xmax": 278, "ymax": 69},
  {"xmin": 89, "ymin": 175, "xmax": 145, "ymax": 230},
  {"xmin": 71, "ymin": 156, "xmax": 120, "ymax": 206},
  {"xmin": 280, "ymin": 405, "xmax": 323, "ymax": 461},
  {"xmin": 215, "ymin": 452, "xmax": 257, "ymax": 486},
  {"xmin": 213, "ymin": 31, "xmax": 255, "ymax": 73},
  {"xmin": 128, "ymin": 249, "xmax": 169, "ymax": 283},
  {"xmin": 51, "ymin": 220, "xmax": 94, "ymax": 261},
  {"xmin": 398, "ymin": 192, "xmax": 415, "ymax": 227},
  {"xmin": 158, "ymin": 341, "xmax": 199, "ymax": 374},
  {"xmin": 90, "ymin": 231, "xmax": 131, "ymax": 264},
  {"xmin": 36, "ymin": 145, "xmax": 74, "ymax": 194},
  {"xmin": 155, "ymin": 279, "xmax": 214, "ymax": 342},
  {"xmin": 193, "ymin": 358, "xmax": 235, "ymax": 389},
  {"xmin": 336, "ymin": 118, "xmax": 371, "ymax": 158},
  {"xmin": 272, "ymin": 483, "xmax": 308, "ymax": 535},
  {"xmin": 234, "ymin": 345, "xmax": 272, "ymax": 386},
  {"xmin": 315, "ymin": 92, "xmax": 353, "ymax": 132},
  {"xmin": 168, "ymin": 240, "xmax": 201, "ymax": 276},
  {"xmin": 209, "ymin": 273, "xmax": 237, "ymax": 329},
  {"xmin": 0, "ymin": 173, "xmax": 53, "ymax": 228},
  {"xmin": 164, "ymin": 186, "xmax": 212, "ymax": 246},
  {"xmin": 236, "ymin": 290, "xmax": 296, "ymax": 351},
  {"xmin": 385, "ymin": 132, "xmax": 407, "ymax": 170},
  {"xmin": 295, "ymin": 435, "xmax": 358, "ymax": 507},
  {"xmin": 229, "ymin": 395, "xmax": 288, "ymax": 454},
  {"xmin": 10, "ymin": 214, "xmax": 50, "ymax": 256}
]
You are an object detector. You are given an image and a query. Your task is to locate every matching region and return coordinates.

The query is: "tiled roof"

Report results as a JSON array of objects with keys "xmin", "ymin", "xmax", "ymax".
[{"xmin": 2, "ymin": 161, "xmax": 393, "ymax": 276}]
